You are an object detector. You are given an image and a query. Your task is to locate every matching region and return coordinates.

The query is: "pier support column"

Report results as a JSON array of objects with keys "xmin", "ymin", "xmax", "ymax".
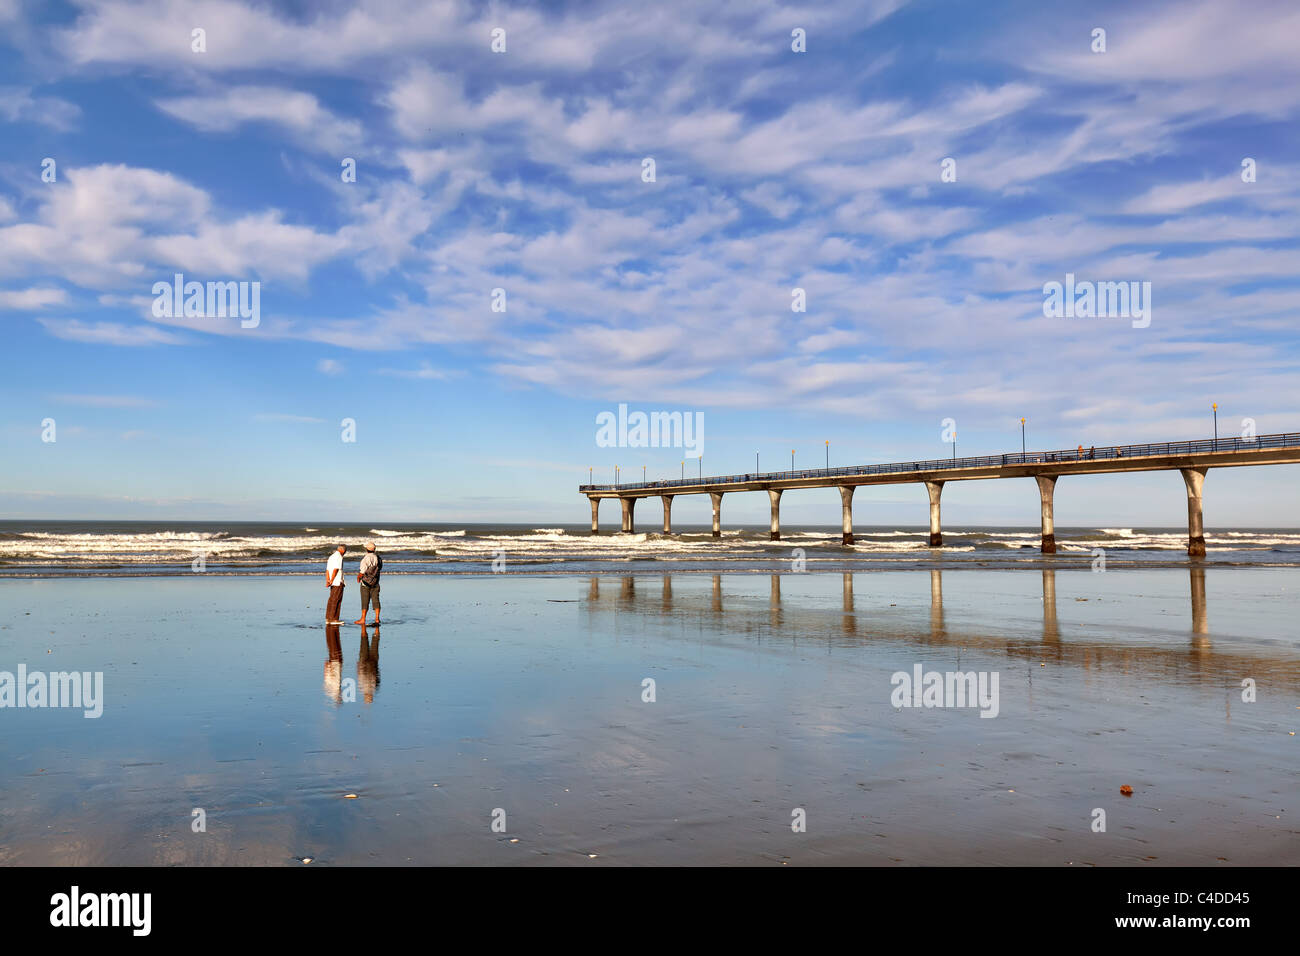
[
  {"xmin": 589, "ymin": 497, "xmax": 600, "ymax": 534},
  {"xmin": 925, "ymin": 480, "xmax": 944, "ymax": 547},
  {"xmin": 768, "ymin": 489, "xmax": 783, "ymax": 540},
  {"xmin": 1036, "ymin": 475, "xmax": 1058, "ymax": 554},
  {"xmin": 620, "ymin": 497, "xmax": 636, "ymax": 534},
  {"xmin": 661, "ymin": 495, "xmax": 674, "ymax": 534},
  {"xmin": 839, "ymin": 486, "xmax": 855, "ymax": 545},
  {"xmin": 1181, "ymin": 467, "xmax": 1207, "ymax": 557},
  {"xmin": 709, "ymin": 492, "xmax": 723, "ymax": 539}
]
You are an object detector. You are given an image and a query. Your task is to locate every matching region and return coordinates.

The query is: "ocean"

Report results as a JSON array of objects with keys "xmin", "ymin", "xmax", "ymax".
[{"xmin": 2, "ymin": 520, "xmax": 1299, "ymax": 576}]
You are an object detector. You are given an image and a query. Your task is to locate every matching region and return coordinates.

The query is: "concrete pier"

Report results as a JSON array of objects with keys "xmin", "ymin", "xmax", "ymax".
[
  {"xmin": 925, "ymin": 480, "xmax": 944, "ymax": 546},
  {"xmin": 839, "ymin": 485, "xmax": 854, "ymax": 545},
  {"xmin": 1181, "ymin": 467, "xmax": 1207, "ymax": 556},
  {"xmin": 580, "ymin": 432, "xmax": 1300, "ymax": 556},
  {"xmin": 661, "ymin": 495, "xmax": 673, "ymax": 534},
  {"xmin": 1035, "ymin": 475, "xmax": 1058, "ymax": 553}
]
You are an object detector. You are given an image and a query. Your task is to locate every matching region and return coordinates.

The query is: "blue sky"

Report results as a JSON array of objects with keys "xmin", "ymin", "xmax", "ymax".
[{"xmin": 1, "ymin": 0, "xmax": 1297, "ymax": 526}]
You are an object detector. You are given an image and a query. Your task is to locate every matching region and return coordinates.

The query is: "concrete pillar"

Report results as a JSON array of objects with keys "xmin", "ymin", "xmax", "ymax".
[
  {"xmin": 768, "ymin": 489, "xmax": 783, "ymax": 540},
  {"xmin": 1035, "ymin": 475, "xmax": 1058, "ymax": 554},
  {"xmin": 925, "ymin": 480, "xmax": 944, "ymax": 547},
  {"xmin": 661, "ymin": 495, "xmax": 673, "ymax": 534},
  {"xmin": 620, "ymin": 497, "xmax": 636, "ymax": 533},
  {"xmin": 709, "ymin": 492, "xmax": 723, "ymax": 539},
  {"xmin": 839, "ymin": 486, "xmax": 855, "ymax": 545},
  {"xmin": 589, "ymin": 497, "xmax": 600, "ymax": 534},
  {"xmin": 1181, "ymin": 467, "xmax": 1207, "ymax": 557}
]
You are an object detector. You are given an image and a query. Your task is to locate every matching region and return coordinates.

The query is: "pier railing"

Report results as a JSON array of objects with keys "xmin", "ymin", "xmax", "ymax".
[{"xmin": 579, "ymin": 432, "xmax": 1300, "ymax": 493}]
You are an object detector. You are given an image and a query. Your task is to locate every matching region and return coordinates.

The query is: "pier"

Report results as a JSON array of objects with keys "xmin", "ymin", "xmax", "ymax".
[{"xmin": 579, "ymin": 432, "xmax": 1300, "ymax": 555}]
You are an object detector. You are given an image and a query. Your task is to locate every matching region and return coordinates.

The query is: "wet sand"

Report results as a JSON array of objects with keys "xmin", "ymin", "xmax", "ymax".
[{"xmin": 0, "ymin": 568, "xmax": 1296, "ymax": 865}]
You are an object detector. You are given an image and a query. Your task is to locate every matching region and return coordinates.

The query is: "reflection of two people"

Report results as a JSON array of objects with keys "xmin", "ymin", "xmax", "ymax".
[{"xmin": 323, "ymin": 623, "xmax": 380, "ymax": 703}]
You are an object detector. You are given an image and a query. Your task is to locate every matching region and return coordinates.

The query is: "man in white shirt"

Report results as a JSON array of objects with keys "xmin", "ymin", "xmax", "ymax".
[{"xmin": 325, "ymin": 544, "xmax": 346, "ymax": 623}]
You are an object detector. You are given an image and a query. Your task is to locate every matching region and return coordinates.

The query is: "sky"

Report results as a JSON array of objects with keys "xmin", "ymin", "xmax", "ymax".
[{"xmin": 1, "ymin": 0, "xmax": 1297, "ymax": 527}]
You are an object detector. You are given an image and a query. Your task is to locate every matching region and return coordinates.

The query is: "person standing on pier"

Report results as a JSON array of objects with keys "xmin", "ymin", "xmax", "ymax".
[{"xmin": 325, "ymin": 544, "xmax": 347, "ymax": 624}]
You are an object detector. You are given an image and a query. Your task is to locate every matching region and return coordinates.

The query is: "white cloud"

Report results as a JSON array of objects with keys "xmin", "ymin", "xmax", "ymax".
[
  {"xmin": 0, "ymin": 287, "xmax": 66, "ymax": 309},
  {"xmin": 49, "ymin": 392, "xmax": 159, "ymax": 407},
  {"xmin": 0, "ymin": 86, "xmax": 80, "ymax": 130},
  {"xmin": 154, "ymin": 86, "xmax": 363, "ymax": 153},
  {"xmin": 38, "ymin": 319, "xmax": 187, "ymax": 346}
]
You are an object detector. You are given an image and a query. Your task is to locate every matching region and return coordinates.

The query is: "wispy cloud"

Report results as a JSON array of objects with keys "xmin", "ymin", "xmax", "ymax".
[
  {"xmin": 50, "ymin": 393, "xmax": 158, "ymax": 408},
  {"xmin": 253, "ymin": 413, "xmax": 326, "ymax": 424}
]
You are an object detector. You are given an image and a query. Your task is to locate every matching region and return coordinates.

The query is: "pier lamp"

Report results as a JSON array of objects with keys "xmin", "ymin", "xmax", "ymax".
[
  {"xmin": 698, "ymin": 455, "xmax": 702, "ymax": 479},
  {"xmin": 825, "ymin": 440, "xmax": 829, "ymax": 470},
  {"xmin": 642, "ymin": 465, "xmax": 646, "ymax": 482},
  {"xmin": 1212, "ymin": 403, "xmax": 1218, "ymax": 448},
  {"xmin": 756, "ymin": 452, "xmax": 759, "ymax": 473},
  {"xmin": 615, "ymin": 465, "xmax": 619, "ymax": 487},
  {"xmin": 1020, "ymin": 417, "xmax": 1026, "ymax": 455},
  {"xmin": 589, "ymin": 466, "xmax": 592, "ymax": 485},
  {"xmin": 791, "ymin": 449, "xmax": 795, "ymax": 472},
  {"xmin": 681, "ymin": 460, "xmax": 684, "ymax": 479}
]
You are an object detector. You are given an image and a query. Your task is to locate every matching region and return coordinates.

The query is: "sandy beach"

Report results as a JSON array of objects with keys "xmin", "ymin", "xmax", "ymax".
[{"xmin": 1, "ymin": 567, "xmax": 1295, "ymax": 866}]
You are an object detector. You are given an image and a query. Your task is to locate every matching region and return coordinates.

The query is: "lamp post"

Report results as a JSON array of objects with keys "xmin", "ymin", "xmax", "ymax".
[
  {"xmin": 698, "ymin": 455, "xmax": 702, "ymax": 479},
  {"xmin": 756, "ymin": 452, "xmax": 759, "ymax": 474},
  {"xmin": 680, "ymin": 460, "xmax": 684, "ymax": 479},
  {"xmin": 1212, "ymin": 403, "xmax": 1218, "ymax": 449},
  {"xmin": 825, "ymin": 440, "xmax": 829, "ymax": 470},
  {"xmin": 791, "ymin": 449, "xmax": 795, "ymax": 473},
  {"xmin": 1020, "ymin": 417, "xmax": 1026, "ymax": 455},
  {"xmin": 952, "ymin": 431, "xmax": 956, "ymax": 461},
  {"xmin": 615, "ymin": 465, "xmax": 619, "ymax": 487},
  {"xmin": 642, "ymin": 465, "xmax": 646, "ymax": 483},
  {"xmin": 589, "ymin": 466, "xmax": 592, "ymax": 486}
]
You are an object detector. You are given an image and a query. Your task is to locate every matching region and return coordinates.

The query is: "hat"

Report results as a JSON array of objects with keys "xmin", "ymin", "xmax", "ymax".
[{"xmin": 365, "ymin": 541, "xmax": 376, "ymax": 551}]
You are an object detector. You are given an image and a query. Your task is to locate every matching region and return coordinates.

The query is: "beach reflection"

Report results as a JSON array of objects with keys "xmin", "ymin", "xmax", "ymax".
[
  {"xmin": 323, "ymin": 622, "xmax": 381, "ymax": 705},
  {"xmin": 324, "ymin": 623, "xmax": 343, "ymax": 703},
  {"xmin": 582, "ymin": 567, "xmax": 1253, "ymax": 683},
  {"xmin": 358, "ymin": 624, "xmax": 381, "ymax": 704}
]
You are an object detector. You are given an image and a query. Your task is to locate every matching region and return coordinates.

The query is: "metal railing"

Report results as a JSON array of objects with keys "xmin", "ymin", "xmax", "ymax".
[{"xmin": 579, "ymin": 432, "xmax": 1300, "ymax": 493}]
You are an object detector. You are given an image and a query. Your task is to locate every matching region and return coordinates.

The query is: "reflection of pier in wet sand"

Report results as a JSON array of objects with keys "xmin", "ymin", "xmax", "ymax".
[{"xmin": 583, "ymin": 566, "xmax": 1277, "ymax": 683}]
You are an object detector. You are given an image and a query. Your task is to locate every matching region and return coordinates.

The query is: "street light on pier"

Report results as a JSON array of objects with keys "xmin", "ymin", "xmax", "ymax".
[
  {"xmin": 1020, "ymin": 417, "xmax": 1026, "ymax": 455},
  {"xmin": 698, "ymin": 455, "xmax": 702, "ymax": 479},
  {"xmin": 1212, "ymin": 403, "xmax": 1218, "ymax": 449},
  {"xmin": 825, "ymin": 440, "xmax": 829, "ymax": 470},
  {"xmin": 615, "ymin": 465, "xmax": 619, "ymax": 487},
  {"xmin": 791, "ymin": 449, "xmax": 795, "ymax": 472},
  {"xmin": 681, "ymin": 460, "xmax": 684, "ymax": 479}
]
